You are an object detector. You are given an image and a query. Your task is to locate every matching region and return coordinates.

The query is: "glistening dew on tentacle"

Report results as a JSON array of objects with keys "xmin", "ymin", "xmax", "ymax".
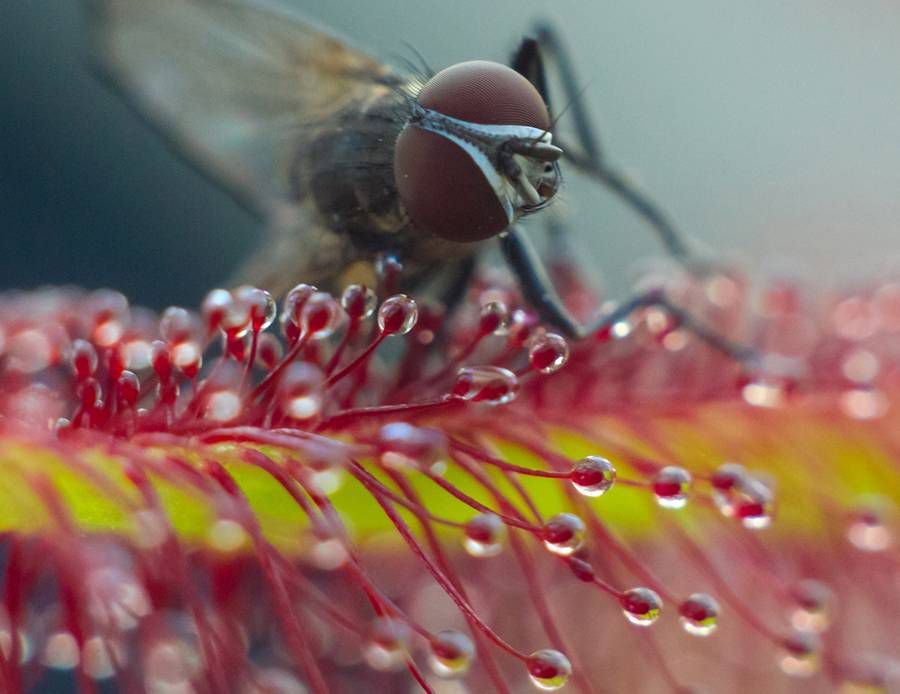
[{"xmin": 0, "ymin": 263, "xmax": 899, "ymax": 693}]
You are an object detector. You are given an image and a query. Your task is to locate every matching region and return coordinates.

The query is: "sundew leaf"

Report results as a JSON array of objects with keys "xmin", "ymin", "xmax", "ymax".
[{"xmin": 2, "ymin": 282, "xmax": 899, "ymax": 693}]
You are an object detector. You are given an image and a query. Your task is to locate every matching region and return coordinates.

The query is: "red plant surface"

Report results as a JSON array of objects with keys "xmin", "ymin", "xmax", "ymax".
[{"xmin": 0, "ymin": 264, "xmax": 898, "ymax": 693}]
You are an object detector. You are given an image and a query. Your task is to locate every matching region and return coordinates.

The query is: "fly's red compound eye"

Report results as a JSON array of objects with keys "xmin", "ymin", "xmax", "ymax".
[{"xmin": 394, "ymin": 61, "xmax": 551, "ymax": 243}]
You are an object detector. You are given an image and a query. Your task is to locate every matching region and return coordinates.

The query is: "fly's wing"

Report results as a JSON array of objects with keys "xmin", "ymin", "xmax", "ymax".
[{"xmin": 84, "ymin": 0, "xmax": 399, "ymax": 290}]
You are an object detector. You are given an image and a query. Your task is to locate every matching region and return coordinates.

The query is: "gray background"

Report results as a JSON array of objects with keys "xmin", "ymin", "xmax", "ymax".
[{"xmin": 2, "ymin": 0, "xmax": 899, "ymax": 310}]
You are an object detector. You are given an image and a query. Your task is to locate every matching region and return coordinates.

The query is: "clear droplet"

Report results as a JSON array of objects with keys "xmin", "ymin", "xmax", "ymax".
[
  {"xmin": 528, "ymin": 333, "xmax": 570, "ymax": 374},
  {"xmin": 571, "ymin": 456, "xmax": 616, "ymax": 497},
  {"xmin": 204, "ymin": 390, "xmax": 243, "ymax": 422},
  {"xmin": 841, "ymin": 348, "xmax": 880, "ymax": 384},
  {"xmin": 479, "ymin": 301, "xmax": 510, "ymax": 335},
  {"xmin": 234, "ymin": 286, "xmax": 276, "ymax": 332},
  {"xmin": 377, "ymin": 422, "xmax": 447, "ymax": 473},
  {"xmin": 428, "ymin": 629, "xmax": 475, "ymax": 678},
  {"xmin": 160, "ymin": 306, "xmax": 198, "ymax": 345},
  {"xmin": 652, "ymin": 466, "xmax": 692, "ymax": 509},
  {"xmin": 742, "ymin": 379, "xmax": 785, "ymax": 408},
  {"xmin": 70, "ymin": 338, "xmax": 98, "ymax": 380},
  {"xmin": 734, "ymin": 477, "xmax": 775, "ymax": 529},
  {"xmin": 341, "ymin": 284, "xmax": 377, "ymax": 320},
  {"xmin": 277, "ymin": 362, "xmax": 324, "ymax": 421},
  {"xmin": 779, "ymin": 631, "xmax": 821, "ymax": 677},
  {"xmin": 621, "ymin": 587, "xmax": 662, "ymax": 626},
  {"xmin": 789, "ymin": 579, "xmax": 832, "ymax": 633},
  {"xmin": 847, "ymin": 503, "xmax": 893, "ymax": 552},
  {"xmin": 463, "ymin": 513, "xmax": 507, "ymax": 557},
  {"xmin": 282, "ymin": 283, "xmax": 318, "ymax": 325},
  {"xmin": 542, "ymin": 513, "xmax": 586, "ymax": 557},
  {"xmin": 42, "ymin": 632, "xmax": 79, "ymax": 670},
  {"xmin": 362, "ymin": 618, "xmax": 411, "ymax": 672},
  {"xmin": 377, "ymin": 294, "xmax": 418, "ymax": 335},
  {"xmin": 679, "ymin": 593, "xmax": 720, "ymax": 636},
  {"xmin": 308, "ymin": 537, "xmax": 349, "ymax": 571},
  {"xmin": 452, "ymin": 366, "xmax": 519, "ymax": 405},
  {"xmin": 83, "ymin": 636, "xmax": 125, "ymax": 680},
  {"xmin": 710, "ymin": 462, "xmax": 748, "ymax": 517},
  {"xmin": 207, "ymin": 519, "xmax": 248, "ymax": 553},
  {"xmin": 255, "ymin": 332, "xmax": 283, "ymax": 370},
  {"xmin": 171, "ymin": 341, "xmax": 203, "ymax": 378},
  {"xmin": 526, "ymin": 649, "xmax": 572, "ymax": 691},
  {"xmin": 840, "ymin": 388, "xmax": 889, "ymax": 420},
  {"xmin": 201, "ymin": 288, "xmax": 234, "ymax": 334},
  {"xmin": 300, "ymin": 292, "xmax": 341, "ymax": 339}
]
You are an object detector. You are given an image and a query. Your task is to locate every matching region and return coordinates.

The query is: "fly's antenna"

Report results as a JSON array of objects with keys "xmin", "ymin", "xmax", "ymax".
[{"xmin": 530, "ymin": 78, "xmax": 593, "ymax": 145}]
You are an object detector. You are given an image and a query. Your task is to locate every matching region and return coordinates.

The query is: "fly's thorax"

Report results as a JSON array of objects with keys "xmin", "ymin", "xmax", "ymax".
[{"xmin": 290, "ymin": 91, "xmax": 410, "ymax": 250}]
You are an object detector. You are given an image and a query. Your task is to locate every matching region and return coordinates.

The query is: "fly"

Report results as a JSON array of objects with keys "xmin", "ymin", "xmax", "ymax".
[{"xmin": 84, "ymin": 0, "xmax": 751, "ymax": 355}]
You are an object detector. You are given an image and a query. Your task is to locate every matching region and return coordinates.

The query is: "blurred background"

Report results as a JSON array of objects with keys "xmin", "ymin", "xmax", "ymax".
[{"xmin": 2, "ymin": 0, "xmax": 899, "ymax": 311}]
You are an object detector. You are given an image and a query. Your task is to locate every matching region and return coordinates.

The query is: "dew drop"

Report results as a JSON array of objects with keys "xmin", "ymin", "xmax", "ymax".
[
  {"xmin": 341, "ymin": 284, "xmax": 377, "ymax": 321},
  {"xmin": 570, "ymin": 456, "xmax": 617, "ymax": 497},
  {"xmin": 171, "ymin": 340, "xmax": 203, "ymax": 378},
  {"xmin": 70, "ymin": 338, "xmax": 98, "ymax": 380},
  {"xmin": 710, "ymin": 462, "xmax": 748, "ymax": 517},
  {"xmin": 742, "ymin": 379, "xmax": 786, "ymax": 408},
  {"xmin": 841, "ymin": 348, "xmax": 880, "ymax": 384},
  {"xmin": 133, "ymin": 509, "xmax": 169, "ymax": 550},
  {"xmin": 297, "ymin": 291, "xmax": 341, "ymax": 339},
  {"xmin": 82, "ymin": 636, "xmax": 125, "ymax": 680},
  {"xmin": 220, "ymin": 293, "xmax": 253, "ymax": 338},
  {"xmin": 255, "ymin": 332, "xmax": 283, "ymax": 370},
  {"xmin": 479, "ymin": 301, "xmax": 510, "ymax": 335},
  {"xmin": 452, "ymin": 365, "xmax": 519, "ymax": 405},
  {"xmin": 620, "ymin": 587, "xmax": 662, "ymax": 626},
  {"xmin": 789, "ymin": 579, "xmax": 833, "ymax": 633},
  {"xmin": 143, "ymin": 636, "xmax": 201, "ymax": 689},
  {"xmin": 507, "ymin": 309, "xmax": 542, "ymax": 347},
  {"xmin": 234, "ymin": 285, "xmax": 276, "ymax": 332},
  {"xmin": 463, "ymin": 513, "xmax": 507, "ymax": 557},
  {"xmin": 277, "ymin": 362, "xmax": 324, "ymax": 421},
  {"xmin": 542, "ymin": 513, "xmax": 586, "ymax": 557},
  {"xmin": 122, "ymin": 339, "xmax": 152, "ymax": 371},
  {"xmin": 201, "ymin": 288, "xmax": 234, "ymax": 334},
  {"xmin": 377, "ymin": 294, "xmax": 418, "ymax": 335},
  {"xmin": 7, "ymin": 328, "xmax": 52, "ymax": 374},
  {"xmin": 243, "ymin": 667, "xmax": 307, "ymax": 694},
  {"xmin": 679, "ymin": 593, "xmax": 720, "ymax": 636},
  {"xmin": 528, "ymin": 333, "xmax": 570, "ymax": 374},
  {"xmin": 308, "ymin": 537, "xmax": 349, "ymax": 571},
  {"xmin": 428, "ymin": 629, "xmax": 475, "ymax": 678},
  {"xmin": 733, "ymin": 477, "xmax": 775, "ymax": 529},
  {"xmin": 42, "ymin": 631, "xmax": 79, "ymax": 670},
  {"xmin": 377, "ymin": 422, "xmax": 447, "ymax": 473},
  {"xmin": 160, "ymin": 306, "xmax": 199, "ymax": 345},
  {"xmin": 207, "ymin": 519, "xmax": 248, "ymax": 553},
  {"xmin": 526, "ymin": 648, "xmax": 572, "ymax": 691},
  {"xmin": 847, "ymin": 504, "xmax": 893, "ymax": 552},
  {"xmin": 779, "ymin": 631, "xmax": 821, "ymax": 677},
  {"xmin": 362, "ymin": 617, "xmax": 411, "ymax": 672},
  {"xmin": 204, "ymin": 389, "xmax": 243, "ymax": 422},
  {"xmin": 117, "ymin": 370, "xmax": 141, "ymax": 408},
  {"xmin": 652, "ymin": 466, "xmax": 692, "ymax": 509},
  {"xmin": 840, "ymin": 388, "xmax": 889, "ymax": 420}
]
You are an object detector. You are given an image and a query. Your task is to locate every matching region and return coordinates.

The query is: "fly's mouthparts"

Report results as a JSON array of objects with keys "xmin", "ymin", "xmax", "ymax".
[{"xmin": 506, "ymin": 138, "xmax": 564, "ymax": 162}]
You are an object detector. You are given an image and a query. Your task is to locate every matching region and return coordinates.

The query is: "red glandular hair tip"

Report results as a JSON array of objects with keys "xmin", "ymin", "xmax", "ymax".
[{"xmin": 0, "ymin": 264, "xmax": 899, "ymax": 693}]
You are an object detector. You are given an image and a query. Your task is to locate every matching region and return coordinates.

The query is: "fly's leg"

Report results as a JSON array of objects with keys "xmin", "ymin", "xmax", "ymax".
[
  {"xmin": 499, "ymin": 226, "xmax": 755, "ymax": 361},
  {"xmin": 510, "ymin": 26, "xmax": 700, "ymax": 267}
]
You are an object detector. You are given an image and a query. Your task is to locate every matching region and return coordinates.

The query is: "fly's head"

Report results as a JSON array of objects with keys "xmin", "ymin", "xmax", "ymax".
[{"xmin": 393, "ymin": 61, "xmax": 563, "ymax": 244}]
